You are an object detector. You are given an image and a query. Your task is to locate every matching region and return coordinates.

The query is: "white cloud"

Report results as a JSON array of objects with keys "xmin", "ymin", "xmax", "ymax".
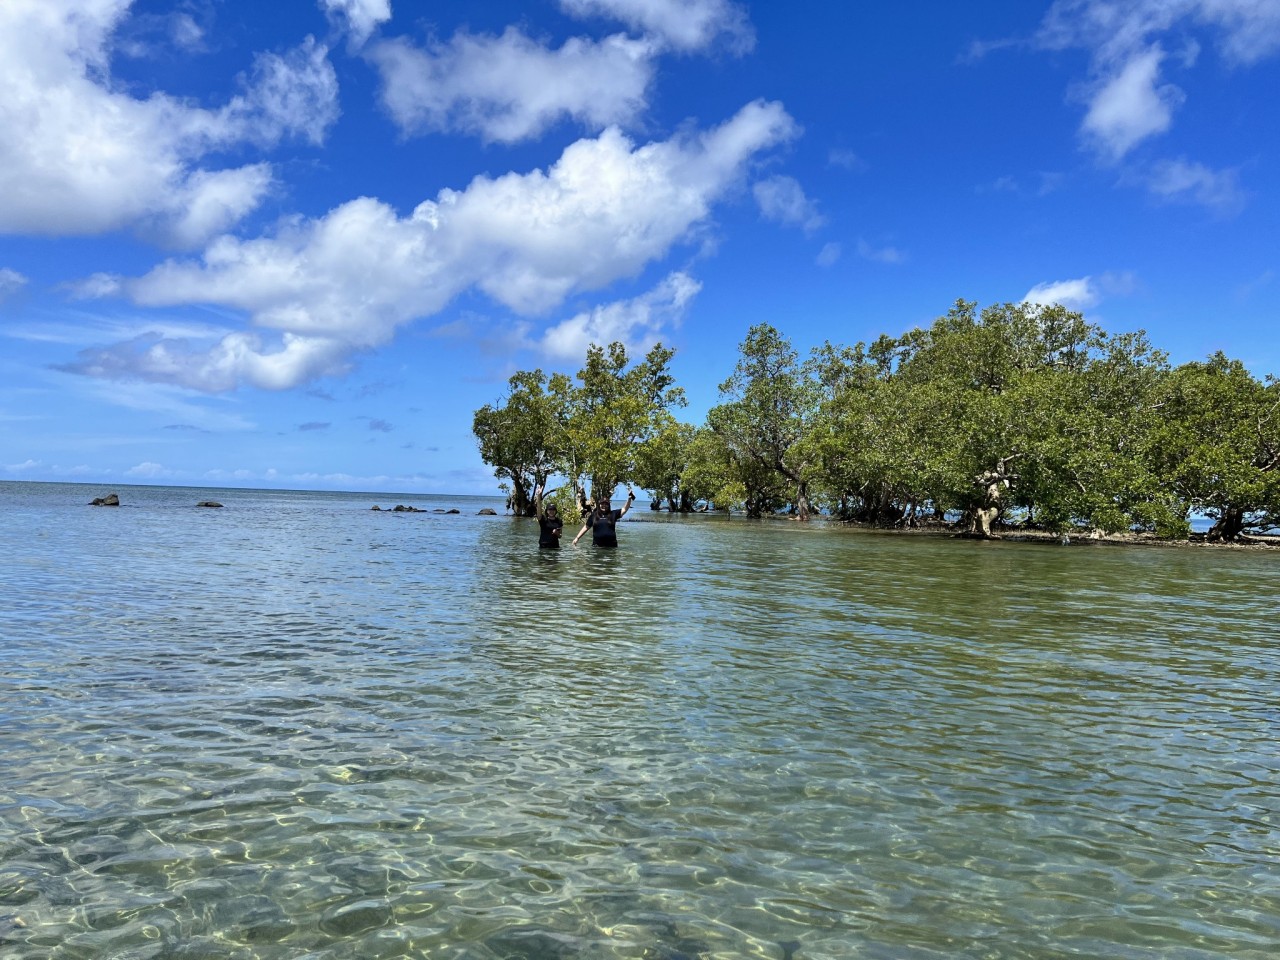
[
  {"xmin": 753, "ymin": 175, "xmax": 825, "ymax": 233},
  {"xmin": 46, "ymin": 374, "xmax": 258, "ymax": 432},
  {"xmin": 3, "ymin": 313, "xmax": 233, "ymax": 347},
  {"xmin": 856, "ymin": 239, "xmax": 906, "ymax": 265},
  {"xmin": 1023, "ymin": 277, "xmax": 1101, "ymax": 310},
  {"xmin": 1038, "ymin": 0, "xmax": 1280, "ymax": 159},
  {"xmin": 163, "ymin": 165, "xmax": 276, "ymax": 250},
  {"xmin": 5, "ymin": 458, "xmax": 42, "ymax": 473},
  {"xmin": 1080, "ymin": 46, "xmax": 1182, "ymax": 161},
  {"xmin": 169, "ymin": 13, "xmax": 205, "ymax": 52},
  {"xmin": 72, "ymin": 100, "xmax": 798, "ymax": 392},
  {"xmin": 62, "ymin": 331, "xmax": 354, "ymax": 392},
  {"xmin": 68, "ymin": 273, "xmax": 125, "ymax": 300},
  {"xmin": 0, "ymin": 268, "xmax": 27, "ymax": 300},
  {"xmin": 369, "ymin": 28, "xmax": 654, "ymax": 143},
  {"xmin": 319, "ymin": 0, "xmax": 391, "ymax": 46},
  {"xmin": 540, "ymin": 272, "xmax": 700, "ymax": 360},
  {"xmin": 560, "ymin": 0, "xmax": 754, "ymax": 54},
  {"xmin": 0, "ymin": 1, "xmax": 338, "ymax": 246},
  {"xmin": 1146, "ymin": 158, "xmax": 1245, "ymax": 214},
  {"xmin": 827, "ymin": 148, "xmax": 866, "ymax": 172},
  {"xmin": 125, "ymin": 461, "xmax": 175, "ymax": 479},
  {"xmin": 816, "ymin": 243, "xmax": 842, "ymax": 268}
]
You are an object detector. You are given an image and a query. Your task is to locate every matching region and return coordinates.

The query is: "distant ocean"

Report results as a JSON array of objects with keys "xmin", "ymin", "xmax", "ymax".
[{"xmin": 2, "ymin": 479, "xmax": 1276, "ymax": 959}]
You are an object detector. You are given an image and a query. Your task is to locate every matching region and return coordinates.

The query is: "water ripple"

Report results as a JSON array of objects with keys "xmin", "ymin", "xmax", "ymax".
[{"xmin": 2, "ymin": 485, "xmax": 1278, "ymax": 959}]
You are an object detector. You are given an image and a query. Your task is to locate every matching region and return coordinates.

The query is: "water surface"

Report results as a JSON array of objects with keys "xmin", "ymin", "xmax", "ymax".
[{"xmin": 1, "ymin": 482, "xmax": 1277, "ymax": 959}]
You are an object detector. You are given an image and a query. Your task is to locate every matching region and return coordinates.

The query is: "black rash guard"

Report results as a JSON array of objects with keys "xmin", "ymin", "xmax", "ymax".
[
  {"xmin": 538, "ymin": 513, "xmax": 563, "ymax": 548},
  {"xmin": 590, "ymin": 507, "xmax": 624, "ymax": 547}
]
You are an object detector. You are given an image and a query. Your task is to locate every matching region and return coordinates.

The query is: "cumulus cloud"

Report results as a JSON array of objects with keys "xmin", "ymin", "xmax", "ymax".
[
  {"xmin": 59, "ymin": 330, "xmax": 354, "ymax": 393},
  {"xmin": 0, "ymin": 268, "xmax": 27, "ymax": 301},
  {"xmin": 560, "ymin": 0, "xmax": 755, "ymax": 54},
  {"xmin": 1080, "ymin": 46, "xmax": 1182, "ymax": 161},
  {"xmin": 1023, "ymin": 272, "xmax": 1137, "ymax": 310},
  {"xmin": 0, "ymin": 1, "xmax": 338, "ymax": 246},
  {"xmin": 319, "ymin": 0, "xmax": 391, "ymax": 46},
  {"xmin": 1038, "ymin": 0, "xmax": 1280, "ymax": 160},
  {"xmin": 753, "ymin": 175, "xmax": 825, "ymax": 233},
  {"xmin": 70, "ymin": 100, "xmax": 797, "ymax": 392},
  {"xmin": 1023, "ymin": 277, "xmax": 1101, "ymax": 311},
  {"xmin": 540, "ymin": 272, "xmax": 701, "ymax": 360},
  {"xmin": 1145, "ymin": 158, "xmax": 1245, "ymax": 215},
  {"xmin": 369, "ymin": 28, "xmax": 654, "ymax": 143},
  {"xmin": 816, "ymin": 243, "xmax": 842, "ymax": 268}
]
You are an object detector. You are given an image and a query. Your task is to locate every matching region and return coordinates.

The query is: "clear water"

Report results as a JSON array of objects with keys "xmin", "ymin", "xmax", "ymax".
[{"xmin": 1, "ymin": 481, "xmax": 1277, "ymax": 959}]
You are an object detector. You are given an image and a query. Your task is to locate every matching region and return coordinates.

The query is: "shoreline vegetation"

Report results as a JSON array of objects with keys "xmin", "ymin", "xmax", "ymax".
[
  {"xmin": 627, "ymin": 509, "xmax": 1280, "ymax": 549},
  {"xmin": 473, "ymin": 299, "xmax": 1279, "ymax": 547}
]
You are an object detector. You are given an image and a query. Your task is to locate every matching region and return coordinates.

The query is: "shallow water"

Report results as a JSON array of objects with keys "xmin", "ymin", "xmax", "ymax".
[{"xmin": 1, "ymin": 481, "xmax": 1277, "ymax": 959}]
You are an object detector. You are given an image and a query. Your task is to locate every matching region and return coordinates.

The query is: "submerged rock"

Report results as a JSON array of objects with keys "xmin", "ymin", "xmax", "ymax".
[
  {"xmin": 478, "ymin": 508, "xmax": 497, "ymax": 515},
  {"xmin": 196, "ymin": 501, "xmax": 223, "ymax": 508},
  {"xmin": 89, "ymin": 493, "xmax": 120, "ymax": 506}
]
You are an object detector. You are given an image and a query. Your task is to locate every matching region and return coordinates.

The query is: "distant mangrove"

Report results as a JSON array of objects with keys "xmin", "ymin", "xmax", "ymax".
[{"xmin": 473, "ymin": 300, "xmax": 1279, "ymax": 542}]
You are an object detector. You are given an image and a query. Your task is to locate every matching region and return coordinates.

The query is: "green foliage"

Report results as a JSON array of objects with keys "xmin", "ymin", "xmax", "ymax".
[
  {"xmin": 1148, "ymin": 353, "xmax": 1280, "ymax": 538},
  {"xmin": 473, "ymin": 304, "xmax": 1278, "ymax": 541},
  {"xmin": 633, "ymin": 416, "xmax": 696, "ymax": 509},
  {"xmin": 473, "ymin": 341, "xmax": 685, "ymax": 509},
  {"xmin": 713, "ymin": 323, "xmax": 823, "ymax": 517},
  {"xmin": 559, "ymin": 341, "xmax": 686, "ymax": 499},
  {"xmin": 472, "ymin": 369, "xmax": 567, "ymax": 516}
]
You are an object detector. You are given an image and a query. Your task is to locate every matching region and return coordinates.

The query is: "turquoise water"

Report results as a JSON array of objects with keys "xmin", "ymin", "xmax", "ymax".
[{"xmin": 1, "ymin": 481, "xmax": 1277, "ymax": 959}]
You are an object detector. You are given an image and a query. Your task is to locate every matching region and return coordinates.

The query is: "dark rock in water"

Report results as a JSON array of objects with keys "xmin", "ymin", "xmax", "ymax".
[
  {"xmin": 478, "ymin": 508, "xmax": 497, "ymax": 515},
  {"xmin": 446, "ymin": 508, "xmax": 460, "ymax": 514},
  {"xmin": 371, "ymin": 505, "xmax": 382, "ymax": 511},
  {"xmin": 393, "ymin": 504, "xmax": 424, "ymax": 512},
  {"xmin": 196, "ymin": 501, "xmax": 223, "ymax": 508},
  {"xmin": 89, "ymin": 493, "xmax": 120, "ymax": 506},
  {"xmin": 432, "ymin": 508, "xmax": 446, "ymax": 513}
]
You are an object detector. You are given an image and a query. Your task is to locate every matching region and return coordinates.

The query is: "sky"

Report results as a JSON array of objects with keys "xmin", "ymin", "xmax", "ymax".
[{"xmin": 2, "ymin": 0, "xmax": 1278, "ymax": 495}]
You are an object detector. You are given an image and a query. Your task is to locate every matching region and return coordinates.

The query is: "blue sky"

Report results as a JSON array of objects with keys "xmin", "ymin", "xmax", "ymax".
[{"xmin": 2, "ymin": 0, "xmax": 1277, "ymax": 495}]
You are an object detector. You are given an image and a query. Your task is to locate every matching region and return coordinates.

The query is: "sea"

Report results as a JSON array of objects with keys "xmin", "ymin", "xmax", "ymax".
[{"xmin": 1, "ymin": 481, "xmax": 1277, "ymax": 959}]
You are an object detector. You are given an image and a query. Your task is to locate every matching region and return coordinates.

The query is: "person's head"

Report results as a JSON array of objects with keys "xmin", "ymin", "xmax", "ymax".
[
  {"xmin": 599, "ymin": 499, "xmax": 611, "ymax": 512},
  {"xmin": 546, "ymin": 504, "xmax": 557, "ymax": 517}
]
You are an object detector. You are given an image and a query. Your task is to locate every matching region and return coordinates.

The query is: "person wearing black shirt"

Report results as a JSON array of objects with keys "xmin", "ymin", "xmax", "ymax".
[
  {"xmin": 572, "ymin": 488, "xmax": 635, "ymax": 548},
  {"xmin": 534, "ymin": 485, "xmax": 563, "ymax": 548}
]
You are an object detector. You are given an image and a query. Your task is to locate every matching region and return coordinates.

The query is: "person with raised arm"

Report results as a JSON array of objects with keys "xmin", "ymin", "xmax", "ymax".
[
  {"xmin": 571, "ymin": 487, "xmax": 635, "ymax": 549},
  {"xmin": 533, "ymin": 483, "xmax": 563, "ymax": 549}
]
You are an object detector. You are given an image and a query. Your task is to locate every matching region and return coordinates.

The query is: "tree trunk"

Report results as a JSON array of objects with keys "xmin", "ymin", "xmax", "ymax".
[
  {"xmin": 509, "ymin": 478, "xmax": 535, "ymax": 517},
  {"xmin": 1207, "ymin": 506, "xmax": 1245, "ymax": 542},
  {"xmin": 963, "ymin": 457, "xmax": 1018, "ymax": 538},
  {"xmin": 794, "ymin": 479, "xmax": 811, "ymax": 521}
]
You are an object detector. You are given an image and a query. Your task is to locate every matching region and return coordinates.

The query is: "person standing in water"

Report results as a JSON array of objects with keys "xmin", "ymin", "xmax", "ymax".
[
  {"xmin": 572, "ymin": 488, "xmax": 635, "ymax": 548},
  {"xmin": 534, "ymin": 484, "xmax": 563, "ymax": 549}
]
